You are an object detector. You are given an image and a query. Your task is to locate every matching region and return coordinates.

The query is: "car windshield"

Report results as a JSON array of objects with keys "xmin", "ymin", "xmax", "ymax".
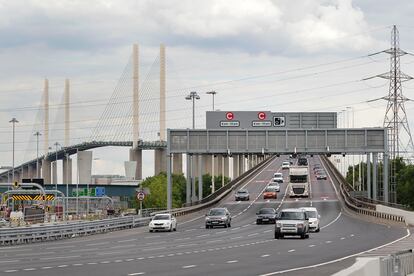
[
  {"xmin": 153, "ymin": 215, "xmax": 170, "ymax": 220},
  {"xmin": 237, "ymin": 190, "xmax": 247, "ymax": 194},
  {"xmin": 279, "ymin": 211, "xmax": 306, "ymax": 220},
  {"xmin": 274, "ymin": 173, "xmax": 282, "ymax": 177},
  {"xmin": 283, "ymin": 162, "xmax": 289, "ymax": 165},
  {"xmin": 265, "ymin": 187, "xmax": 276, "ymax": 192},
  {"xmin": 259, "ymin": 209, "xmax": 275, "ymax": 214},
  {"xmin": 305, "ymin": 211, "xmax": 317, "ymax": 218},
  {"xmin": 208, "ymin": 209, "xmax": 226, "ymax": 216}
]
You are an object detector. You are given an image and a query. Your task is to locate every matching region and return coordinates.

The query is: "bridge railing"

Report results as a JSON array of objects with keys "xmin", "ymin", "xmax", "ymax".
[{"xmin": 321, "ymin": 156, "xmax": 405, "ymax": 223}]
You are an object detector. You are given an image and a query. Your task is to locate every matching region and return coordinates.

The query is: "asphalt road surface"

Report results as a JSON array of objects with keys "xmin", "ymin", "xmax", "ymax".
[{"xmin": 0, "ymin": 156, "xmax": 407, "ymax": 276}]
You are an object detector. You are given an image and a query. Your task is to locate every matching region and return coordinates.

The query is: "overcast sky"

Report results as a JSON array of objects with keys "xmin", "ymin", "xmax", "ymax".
[{"xmin": 1, "ymin": 0, "xmax": 414, "ymax": 180}]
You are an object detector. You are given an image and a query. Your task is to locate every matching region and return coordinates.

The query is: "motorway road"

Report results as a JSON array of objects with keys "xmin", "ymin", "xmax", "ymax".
[{"xmin": 0, "ymin": 156, "xmax": 407, "ymax": 276}]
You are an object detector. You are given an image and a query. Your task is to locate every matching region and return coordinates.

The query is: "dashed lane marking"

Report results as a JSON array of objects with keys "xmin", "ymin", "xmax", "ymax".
[
  {"xmin": 182, "ymin": 265, "xmax": 197, "ymax": 269},
  {"xmin": 128, "ymin": 272, "xmax": 146, "ymax": 275},
  {"xmin": 309, "ymin": 245, "xmax": 316, "ymax": 247},
  {"xmin": 261, "ymin": 254, "xmax": 270, "ymax": 258},
  {"xmin": 288, "ymin": 249, "xmax": 296, "ymax": 253},
  {"xmin": 227, "ymin": 260, "xmax": 239, "ymax": 263}
]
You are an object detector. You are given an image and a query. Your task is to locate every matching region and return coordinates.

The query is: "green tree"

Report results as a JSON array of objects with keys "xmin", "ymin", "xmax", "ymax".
[{"xmin": 140, "ymin": 172, "xmax": 187, "ymax": 209}]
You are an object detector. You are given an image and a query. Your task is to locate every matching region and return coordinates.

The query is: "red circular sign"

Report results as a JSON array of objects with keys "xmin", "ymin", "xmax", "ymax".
[
  {"xmin": 226, "ymin": 112, "xmax": 234, "ymax": 120},
  {"xmin": 258, "ymin": 112, "xmax": 266, "ymax": 120},
  {"xmin": 137, "ymin": 192, "xmax": 145, "ymax": 201}
]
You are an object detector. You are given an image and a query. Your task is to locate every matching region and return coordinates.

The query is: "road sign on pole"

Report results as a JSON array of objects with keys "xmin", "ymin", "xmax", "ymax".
[{"xmin": 137, "ymin": 192, "xmax": 145, "ymax": 201}]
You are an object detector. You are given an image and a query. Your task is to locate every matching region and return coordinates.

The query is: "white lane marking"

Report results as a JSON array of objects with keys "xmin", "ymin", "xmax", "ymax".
[
  {"xmin": 350, "ymin": 234, "xmax": 355, "ymax": 237},
  {"xmin": 168, "ymin": 253, "xmax": 175, "ymax": 256},
  {"xmin": 0, "ymin": 260, "xmax": 20, "ymax": 264},
  {"xmin": 109, "ymin": 244, "xmax": 136, "ymax": 249},
  {"xmin": 23, "ymin": 268, "xmax": 36, "ymax": 271},
  {"xmin": 86, "ymin": 242, "xmax": 109, "ymax": 246},
  {"xmin": 261, "ymin": 254, "xmax": 270, "ymax": 258},
  {"xmin": 176, "ymin": 244, "xmax": 197, "ymax": 248},
  {"xmin": 196, "ymin": 234, "xmax": 210, "ymax": 238},
  {"xmin": 182, "ymin": 265, "xmax": 197, "ymax": 269},
  {"xmin": 185, "ymin": 229, "xmax": 197, "ymax": 232},
  {"xmin": 263, "ymin": 230, "xmax": 272, "ymax": 233},
  {"xmin": 87, "ymin": 262, "xmax": 97, "ymax": 265},
  {"xmin": 142, "ymin": 247, "xmax": 167, "ymax": 251},
  {"xmin": 4, "ymin": 270, "xmax": 18, "ymax": 273},
  {"xmin": 320, "ymin": 212, "xmax": 342, "ymax": 230},
  {"xmin": 117, "ymin": 239, "xmax": 137, "ymax": 243},
  {"xmin": 248, "ymin": 233, "xmax": 259, "ymax": 237},
  {"xmin": 175, "ymin": 237, "xmax": 191, "ymax": 241},
  {"xmin": 136, "ymin": 257, "xmax": 145, "ymax": 260},
  {"xmin": 41, "ymin": 267, "xmax": 53, "ymax": 269},
  {"xmin": 57, "ymin": 265, "xmax": 68, "ymax": 268},
  {"xmin": 128, "ymin": 272, "xmax": 146, "ymax": 275},
  {"xmin": 231, "ymin": 227, "xmax": 241, "ymax": 231},
  {"xmin": 227, "ymin": 260, "xmax": 239, "ymax": 263},
  {"xmin": 73, "ymin": 264, "xmax": 83, "ymax": 266},
  {"xmin": 97, "ymin": 251, "xmax": 122, "ymax": 255},
  {"xmin": 231, "ymin": 236, "xmax": 243, "ymax": 240},
  {"xmin": 180, "ymin": 215, "xmax": 204, "ymax": 225},
  {"xmin": 258, "ymin": 228, "xmax": 411, "ymax": 276},
  {"xmin": 40, "ymin": 255, "xmax": 80, "ymax": 260},
  {"xmin": 340, "ymin": 237, "xmax": 346, "ymax": 240},
  {"xmin": 206, "ymin": 239, "xmax": 223, "ymax": 244},
  {"xmin": 100, "ymin": 261, "xmax": 111, "ymax": 264},
  {"xmin": 215, "ymin": 231, "xmax": 227, "ymax": 234},
  {"xmin": 309, "ymin": 245, "xmax": 316, "ymax": 247},
  {"xmin": 126, "ymin": 259, "xmax": 135, "ymax": 261},
  {"xmin": 46, "ymin": 245, "xmax": 76, "ymax": 250},
  {"xmin": 288, "ymin": 249, "xmax": 296, "ymax": 253},
  {"xmin": 326, "ymin": 241, "xmax": 332, "ymax": 244}
]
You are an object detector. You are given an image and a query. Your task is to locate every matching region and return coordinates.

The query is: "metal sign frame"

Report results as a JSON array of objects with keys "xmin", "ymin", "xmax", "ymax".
[{"xmin": 165, "ymin": 127, "xmax": 389, "ymax": 211}]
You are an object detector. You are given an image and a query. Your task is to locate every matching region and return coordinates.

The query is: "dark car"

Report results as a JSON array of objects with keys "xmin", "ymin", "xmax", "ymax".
[
  {"xmin": 316, "ymin": 173, "xmax": 327, "ymax": 180},
  {"xmin": 256, "ymin": 208, "xmax": 277, "ymax": 224},
  {"xmin": 205, "ymin": 208, "xmax": 232, "ymax": 229},
  {"xmin": 235, "ymin": 189, "xmax": 250, "ymax": 201}
]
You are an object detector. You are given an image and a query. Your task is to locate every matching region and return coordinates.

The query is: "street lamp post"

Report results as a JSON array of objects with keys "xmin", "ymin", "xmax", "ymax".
[
  {"xmin": 206, "ymin": 91, "xmax": 217, "ymax": 193},
  {"xmin": 9, "ymin": 118, "xmax": 18, "ymax": 182},
  {"xmin": 347, "ymin": 106, "xmax": 355, "ymax": 189},
  {"xmin": 34, "ymin": 131, "xmax": 42, "ymax": 178},
  {"xmin": 185, "ymin": 91, "xmax": 200, "ymax": 129},
  {"xmin": 185, "ymin": 92, "xmax": 200, "ymax": 202}
]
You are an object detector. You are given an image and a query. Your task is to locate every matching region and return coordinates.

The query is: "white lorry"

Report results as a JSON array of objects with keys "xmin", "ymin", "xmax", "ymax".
[{"xmin": 288, "ymin": 166, "xmax": 309, "ymax": 197}]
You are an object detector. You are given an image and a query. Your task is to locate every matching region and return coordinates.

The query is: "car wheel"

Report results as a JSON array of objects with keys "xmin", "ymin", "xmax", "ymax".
[
  {"xmin": 301, "ymin": 233, "xmax": 306, "ymax": 239},
  {"xmin": 316, "ymin": 227, "xmax": 320, "ymax": 233},
  {"xmin": 149, "ymin": 229, "xmax": 153, "ymax": 233},
  {"xmin": 174, "ymin": 225, "xmax": 177, "ymax": 231},
  {"xmin": 274, "ymin": 233, "xmax": 279, "ymax": 239},
  {"xmin": 169, "ymin": 225, "xmax": 173, "ymax": 232},
  {"xmin": 256, "ymin": 220, "xmax": 261, "ymax": 225},
  {"xmin": 306, "ymin": 233, "xmax": 310, "ymax": 239},
  {"xmin": 224, "ymin": 223, "xmax": 228, "ymax": 228},
  {"xmin": 228, "ymin": 222, "xmax": 231, "ymax": 228},
  {"xmin": 205, "ymin": 225, "xmax": 209, "ymax": 229}
]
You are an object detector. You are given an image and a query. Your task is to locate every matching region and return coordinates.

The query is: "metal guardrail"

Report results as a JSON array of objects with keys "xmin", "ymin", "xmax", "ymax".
[
  {"xmin": 380, "ymin": 249, "xmax": 414, "ymax": 276},
  {"xmin": 322, "ymin": 156, "xmax": 405, "ymax": 223},
  {"xmin": 0, "ymin": 157, "xmax": 274, "ymax": 246},
  {"xmin": 0, "ymin": 216, "xmax": 151, "ymax": 246}
]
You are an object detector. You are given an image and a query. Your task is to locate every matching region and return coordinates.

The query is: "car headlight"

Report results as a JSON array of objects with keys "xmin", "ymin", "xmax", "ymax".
[
  {"xmin": 221, "ymin": 217, "xmax": 227, "ymax": 220},
  {"xmin": 276, "ymin": 222, "xmax": 281, "ymax": 227},
  {"xmin": 297, "ymin": 223, "xmax": 304, "ymax": 228},
  {"xmin": 164, "ymin": 222, "xmax": 170, "ymax": 226},
  {"xmin": 205, "ymin": 217, "xmax": 210, "ymax": 221}
]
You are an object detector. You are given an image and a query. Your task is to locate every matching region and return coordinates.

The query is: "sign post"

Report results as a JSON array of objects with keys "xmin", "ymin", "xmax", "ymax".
[{"xmin": 137, "ymin": 192, "xmax": 145, "ymax": 217}]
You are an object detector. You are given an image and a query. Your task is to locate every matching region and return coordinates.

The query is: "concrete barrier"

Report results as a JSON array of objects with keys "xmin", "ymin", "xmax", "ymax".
[
  {"xmin": 332, "ymin": 257, "xmax": 380, "ymax": 276},
  {"xmin": 376, "ymin": 205, "xmax": 414, "ymax": 226}
]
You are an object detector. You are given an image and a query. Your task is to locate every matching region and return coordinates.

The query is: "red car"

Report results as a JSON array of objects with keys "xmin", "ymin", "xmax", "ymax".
[{"xmin": 263, "ymin": 187, "xmax": 277, "ymax": 199}]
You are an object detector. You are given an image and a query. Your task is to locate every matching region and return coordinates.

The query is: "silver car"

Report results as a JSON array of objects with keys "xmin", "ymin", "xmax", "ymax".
[
  {"xmin": 205, "ymin": 208, "xmax": 231, "ymax": 229},
  {"xmin": 274, "ymin": 208, "xmax": 310, "ymax": 239}
]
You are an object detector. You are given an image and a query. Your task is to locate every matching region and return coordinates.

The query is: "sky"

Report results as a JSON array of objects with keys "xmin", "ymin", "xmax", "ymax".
[{"xmin": 1, "ymin": 0, "xmax": 414, "ymax": 181}]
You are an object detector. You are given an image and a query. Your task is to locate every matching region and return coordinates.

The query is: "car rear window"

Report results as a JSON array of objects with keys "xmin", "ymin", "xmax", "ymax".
[{"xmin": 259, "ymin": 209, "xmax": 275, "ymax": 214}]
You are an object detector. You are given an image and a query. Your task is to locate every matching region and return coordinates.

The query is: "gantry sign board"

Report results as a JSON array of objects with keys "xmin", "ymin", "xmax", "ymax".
[
  {"xmin": 168, "ymin": 128, "xmax": 387, "ymax": 155},
  {"xmin": 206, "ymin": 111, "xmax": 337, "ymax": 130}
]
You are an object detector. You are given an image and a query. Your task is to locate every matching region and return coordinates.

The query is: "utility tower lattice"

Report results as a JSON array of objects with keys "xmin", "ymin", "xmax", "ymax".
[{"xmin": 366, "ymin": 25, "xmax": 414, "ymax": 203}]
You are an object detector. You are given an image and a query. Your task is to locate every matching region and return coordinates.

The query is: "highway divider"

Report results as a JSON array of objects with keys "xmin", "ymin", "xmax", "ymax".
[
  {"xmin": 321, "ymin": 156, "xmax": 406, "ymax": 224},
  {"xmin": 152, "ymin": 155, "xmax": 275, "ymax": 218}
]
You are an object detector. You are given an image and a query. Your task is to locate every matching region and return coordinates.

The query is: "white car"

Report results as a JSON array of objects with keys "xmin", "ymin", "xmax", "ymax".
[
  {"xmin": 268, "ymin": 182, "xmax": 280, "ymax": 192},
  {"xmin": 149, "ymin": 214, "xmax": 177, "ymax": 232},
  {"xmin": 282, "ymin": 161, "xmax": 290, "ymax": 169},
  {"xmin": 273, "ymin": 173, "xmax": 283, "ymax": 183},
  {"xmin": 301, "ymin": 207, "xmax": 320, "ymax": 232}
]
